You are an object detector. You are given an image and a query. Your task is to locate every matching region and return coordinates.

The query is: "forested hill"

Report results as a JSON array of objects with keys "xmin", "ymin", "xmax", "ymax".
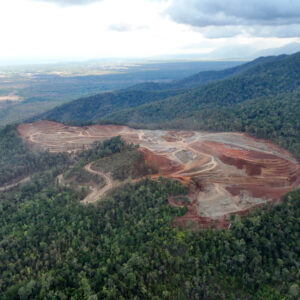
[
  {"xmin": 35, "ymin": 54, "xmax": 283, "ymax": 123},
  {"xmin": 36, "ymin": 89, "xmax": 182, "ymax": 124},
  {"xmin": 0, "ymin": 125, "xmax": 299, "ymax": 298},
  {"xmin": 35, "ymin": 56, "xmax": 253, "ymax": 123},
  {"xmin": 108, "ymin": 52, "xmax": 300, "ymax": 123},
  {"xmin": 125, "ymin": 55, "xmax": 283, "ymax": 91},
  {"xmin": 38, "ymin": 52, "xmax": 300, "ymax": 155}
]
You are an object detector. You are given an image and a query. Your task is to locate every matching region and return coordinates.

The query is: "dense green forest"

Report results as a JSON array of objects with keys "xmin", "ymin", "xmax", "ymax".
[
  {"xmin": 126, "ymin": 90, "xmax": 300, "ymax": 156},
  {"xmin": 0, "ymin": 127, "xmax": 299, "ymax": 299},
  {"xmin": 0, "ymin": 169, "xmax": 299, "ymax": 298},
  {"xmin": 36, "ymin": 89, "xmax": 183, "ymax": 123},
  {"xmin": 91, "ymin": 146, "xmax": 154, "ymax": 181},
  {"xmin": 37, "ymin": 55, "xmax": 279, "ymax": 123},
  {"xmin": 0, "ymin": 126, "xmax": 131, "ymax": 188},
  {"xmin": 64, "ymin": 166, "xmax": 104, "ymax": 187},
  {"xmin": 0, "ymin": 125, "xmax": 70, "ymax": 186},
  {"xmin": 40, "ymin": 52, "xmax": 300, "ymax": 156},
  {"xmin": 1, "ymin": 60, "xmax": 242, "ymax": 127},
  {"xmin": 1, "ymin": 53, "xmax": 299, "ymax": 299},
  {"xmin": 63, "ymin": 140, "xmax": 153, "ymax": 187}
]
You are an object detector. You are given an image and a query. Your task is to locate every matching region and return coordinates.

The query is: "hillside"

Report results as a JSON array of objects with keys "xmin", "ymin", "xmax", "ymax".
[
  {"xmin": 18, "ymin": 120, "xmax": 300, "ymax": 220},
  {"xmin": 125, "ymin": 55, "xmax": 281, "ymax": 91},
  {"xmin": 39, "ymin": 54, "xmax": 282, "ymax": 123},
  {"xmin": 108, "ymin": 52, "xmax": 299, "ymax": 122},
  {"xmin": 37, "ymin": 89, "xmax": 182, "ymax": 124},
  {"xmin": 1, "ymin": 124, "xmax": 299, "ymax": 298},
  {"xmin": 1, "ymin": 52, "xmax": 300, "ymax": 297},
  {"xmin": 39, "ymin": 52, "xmax": 300, "ymax": 156},
  {"xmin": 0, "ymin": 60, "xmax": 241, "ymax": 127},
  {"xmin": 167, "ymin": 54, "xmax": 283, "ymax": 89}
]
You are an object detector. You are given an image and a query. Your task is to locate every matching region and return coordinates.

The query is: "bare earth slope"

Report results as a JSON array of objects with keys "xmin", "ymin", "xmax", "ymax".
[{"xmin": 18, "ymin": 121, "xmax": 300, "ymax": 221}]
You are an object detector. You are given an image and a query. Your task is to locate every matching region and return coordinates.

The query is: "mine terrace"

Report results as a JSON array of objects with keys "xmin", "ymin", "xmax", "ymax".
[{"xmin": 18, "ymin": 121, "xmax": 300, "ymax": 227}]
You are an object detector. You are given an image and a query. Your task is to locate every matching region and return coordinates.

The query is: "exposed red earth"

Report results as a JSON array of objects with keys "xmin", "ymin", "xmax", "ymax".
[{"xmin": 18, "ymin": 121, "xmax": 300, "ymax": 228}]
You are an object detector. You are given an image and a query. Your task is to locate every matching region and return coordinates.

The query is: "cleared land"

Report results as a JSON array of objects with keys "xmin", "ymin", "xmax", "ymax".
[{"xmin": 18, "ymin": 121, "xmax": 300, "ymax": 222}]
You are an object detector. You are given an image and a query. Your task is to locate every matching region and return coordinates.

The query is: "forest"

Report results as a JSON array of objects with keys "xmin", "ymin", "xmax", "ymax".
[
  {"xmin": 39, "ymin": 52, "xmax": 300, "ymax": 157},
  {"xmin": 91, "ymin": 145, "xmax": 154, "ymax": 181},
  {"xmin": 0, "ymin": 126, "xmax": 299, "ymax": 299},
  {"xmin": 0, "ymin": 125, "xmax": 70, "ymax": 186},
  {"xmin": 0, "ymin": 52, "xmax": 299, "ymax": 299}
]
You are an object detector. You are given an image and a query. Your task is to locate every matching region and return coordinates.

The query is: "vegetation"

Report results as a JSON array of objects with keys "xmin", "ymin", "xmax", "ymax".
[
  {"xmin": 41, "ymin": 52, "xmax": 300, "ymax": 156},
  {"xmin": 62, "ymin": 138, "xmax": 153, "ymax": 188},
  {"xmin": 0, "ymin": 126, "xmax": 299, "ymax": 298},
  {"xmin": 92, "ymin": 145, "xmax": 154, "ymax": 181},
  {"xmin": 77, "ymin": 136, "xmax": 130, "ymax": 164},
  {"xmin": 38, "ymin": 56, "xmax": 277, "ymax": 124},
  {"xmin": 0, "ymin": 127, "xmax": 138, "ymax": 188},
  {"xmin": 64, "ymin": 166, "xmax": 104, "ymax": 186},
  {"xmin": 37, "ymin": 89, "xmax": 182, "ymax": 123},
  {"xmin": 0, "ymin": 169, "xmax": 299, "ymax": 299},
  {"xmin": 154, "ymin": 90, "xmax": 300, "ymax": 156},
  {"xmin": 0, "ymin": 125, "xmax": 70, "ymax": 186},
  {"xmin": 0, "ymin": 54, "xmax": 299, "ymax": 298},
  {"xmin": 106, "ymin": 53, "xmax": 300, "ymax": 155},
  {"xmin": 0, "ymin": 60, "xmax": 240, "ymax": 127}
]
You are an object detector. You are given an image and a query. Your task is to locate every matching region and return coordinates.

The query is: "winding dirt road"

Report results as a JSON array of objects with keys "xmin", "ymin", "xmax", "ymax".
[
  {"xmin": 18, "ymin": 121, "xmax": 300, "ymax": 219},
  {"xmin": 0, "ymin": 176, "xmax": 31, "ymax": 192},
  {"xmin": 81, "ymin": 162, "xmax": 113, "ymax": 204}
]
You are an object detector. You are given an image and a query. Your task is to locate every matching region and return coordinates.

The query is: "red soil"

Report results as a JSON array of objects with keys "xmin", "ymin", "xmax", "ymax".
[
  {"xmin": 139, "ymin": 148, "xmax": 182, "ymax": 176},
  {"xmin": 18, "ymin": 121, "xmax": 300, "ymax": 228}
]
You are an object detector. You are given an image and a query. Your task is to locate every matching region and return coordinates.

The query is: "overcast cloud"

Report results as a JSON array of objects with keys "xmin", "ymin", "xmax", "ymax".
[
  {"xmin": 34, "ymin": 0, "xmax": 101, "ymax": 6},
  {"xmin": 166, "ymin": 0, "xmax": 300, "ymax": 37}
]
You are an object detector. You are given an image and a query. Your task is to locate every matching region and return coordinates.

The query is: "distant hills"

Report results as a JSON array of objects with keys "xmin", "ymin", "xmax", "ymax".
[
  {"xmin": 38, "ymin": 54, "xmax": 283, "ymax": 121},
  {"xmin": 254, "ymin": 42, "xmax": 300, "ymax": 58},
  {"xmin": 37, "ymin": 52, "xmax": 300, "ymax": 156},
  {"xmin": 204, "ymin": 42, "xmax": 300, "ymax": 60}
]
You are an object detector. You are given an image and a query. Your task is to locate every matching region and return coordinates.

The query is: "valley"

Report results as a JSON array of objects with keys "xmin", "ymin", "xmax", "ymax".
[{"xmin": 18, "ymin": 121, "xmax": 300, "ymax": 223}]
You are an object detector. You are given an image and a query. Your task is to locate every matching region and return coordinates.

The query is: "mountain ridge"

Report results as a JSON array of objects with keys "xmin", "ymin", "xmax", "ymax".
[{"xmin": 35, "ymin": 52, "xmax": 300, "ymax": 155}]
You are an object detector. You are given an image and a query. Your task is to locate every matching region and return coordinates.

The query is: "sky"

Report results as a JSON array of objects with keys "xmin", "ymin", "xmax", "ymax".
[{"xmin": 0, "ymin": 0, "xmax": 299, "ymax": 64}]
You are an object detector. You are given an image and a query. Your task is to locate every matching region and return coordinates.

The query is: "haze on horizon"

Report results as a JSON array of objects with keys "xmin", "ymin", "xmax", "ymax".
[{"xmin": 1, "ymin": 0, "xmax": 300, "ymax": 65}]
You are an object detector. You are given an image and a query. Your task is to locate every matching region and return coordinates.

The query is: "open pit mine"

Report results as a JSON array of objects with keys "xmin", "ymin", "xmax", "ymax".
[{"xmin": 18, "ymin": 121, "xmax": 300, "ymax": 228}]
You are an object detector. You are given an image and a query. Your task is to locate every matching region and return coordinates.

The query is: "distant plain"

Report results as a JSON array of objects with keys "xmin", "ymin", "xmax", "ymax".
[{"xmin": 0, "ymin": 60, "xmax": 242, "ymax": 126}]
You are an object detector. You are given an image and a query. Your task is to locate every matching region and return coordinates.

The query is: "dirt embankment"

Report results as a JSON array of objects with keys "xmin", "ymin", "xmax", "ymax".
[{"xmin": 18, "ymin": 121, "xmax": 300, "ymax": 226}]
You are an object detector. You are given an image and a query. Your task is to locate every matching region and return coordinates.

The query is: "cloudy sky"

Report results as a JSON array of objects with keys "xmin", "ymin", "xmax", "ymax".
[{"xmin": 0, "ymin": 0, "xmax": 299, "ymax": 64}]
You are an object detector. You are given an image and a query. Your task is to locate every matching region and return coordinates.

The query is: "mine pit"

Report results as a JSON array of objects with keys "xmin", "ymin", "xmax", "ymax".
[{"xmin": 18, "ymin": 121, "xmax": 300, "ymax": 224}]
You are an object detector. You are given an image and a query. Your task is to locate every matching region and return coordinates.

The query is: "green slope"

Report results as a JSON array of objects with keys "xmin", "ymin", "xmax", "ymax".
[
  {"xmin": 106, "ymin": 52, "xmax": 300, "ymax": 155},
  {"xmin": 37, "ymin": 89, "xmax": 183, "ymax": 123},
  {"xmin": 38, "ymin": 55, "xmax": 279, "ymax": 123},
  {"xmin": 1, "ymin": 128, "xmax": 299, "ymax": 298},
  {"xmin": 126, "ymin": 55, "xmax": 282, "ymax": 91},
  {"xmin": 109, "ymin": 52, "xmax": 299, "ymax": 122},
  {"xmin": 38, "ymin": 52, "xmax": 300, "ymax": 155}
]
